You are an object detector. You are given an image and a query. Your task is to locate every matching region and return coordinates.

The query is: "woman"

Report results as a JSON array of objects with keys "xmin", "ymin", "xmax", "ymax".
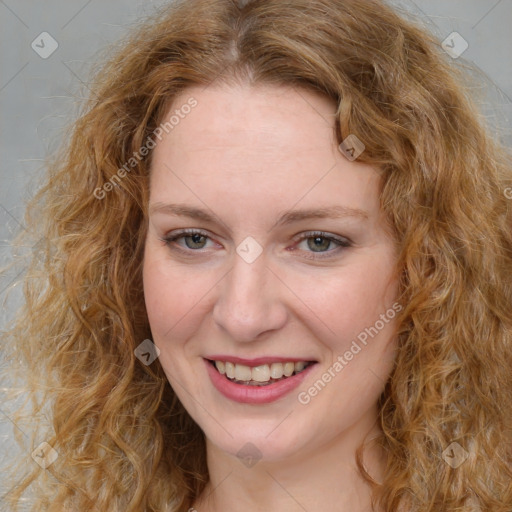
[{"xmin": 2, "ymin": 0, "xmax": 511, "ymax": 510}]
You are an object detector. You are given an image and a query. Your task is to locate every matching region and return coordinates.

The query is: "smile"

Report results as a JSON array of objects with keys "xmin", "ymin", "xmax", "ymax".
[
  {"xmin": 204, "ymin": 358, "xmax": 317, "ymax": 404},
  {"xmin": 211, "ymin": 359, "xmax": 314, "ymax": 386}
]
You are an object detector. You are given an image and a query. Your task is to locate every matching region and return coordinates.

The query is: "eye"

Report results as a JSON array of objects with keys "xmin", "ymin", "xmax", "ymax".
[
  {"xmin": 292, "ymin": 231, "xmax": 352, "ymax": 259},
  {"xmin": 160, "ymin": 229, "xmax": 213, "ymax": 251},
  {"xmin": 160, "ymin": 229, "xmax": 352, "ymax": 259}
]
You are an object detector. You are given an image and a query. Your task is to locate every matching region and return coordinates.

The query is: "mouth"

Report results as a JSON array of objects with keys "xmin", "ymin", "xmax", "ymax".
[{"xmin": 206, "ymin": 359, "xmax": 316, "ymax": 386}]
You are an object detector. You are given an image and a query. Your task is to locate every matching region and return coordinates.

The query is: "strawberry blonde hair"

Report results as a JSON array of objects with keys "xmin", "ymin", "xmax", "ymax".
[{"xmin": 2, "ymin": 0, "xmax": 511, "ymax": 510}]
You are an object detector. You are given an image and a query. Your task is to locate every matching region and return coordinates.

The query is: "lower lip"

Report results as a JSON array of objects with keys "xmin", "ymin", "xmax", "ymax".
[{"xmin": 205, "ymin": 359, "xmax": 315, "ymax": 404}]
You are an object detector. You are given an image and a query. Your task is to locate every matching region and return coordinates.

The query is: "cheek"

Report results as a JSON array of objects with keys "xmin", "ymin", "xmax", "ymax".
[
  {"xmin": 142, "ymin": 251, "xmax": 199, "ymax": 383},
  {"xmin": 290, "ymin": 258, "xmax": 397, "ymax": 342},
  {"xmin": 300, "ymin": 265, "xmax": 398, "ymax": 418},
  {"xmin": 142, "ymin": 246, "xmax": 194, "ymax": 340},
  {"xmin": 142, "ymin": 242, "xmax": 221, "ymax": 369}
]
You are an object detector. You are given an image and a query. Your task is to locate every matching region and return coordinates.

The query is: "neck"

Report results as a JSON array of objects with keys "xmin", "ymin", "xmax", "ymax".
[{"xmin": 193, "ymin": 408, "xmax": 386, "ymax": 512}]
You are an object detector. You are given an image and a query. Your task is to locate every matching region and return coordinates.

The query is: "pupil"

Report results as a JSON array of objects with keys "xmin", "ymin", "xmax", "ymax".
[
  {"xmin": 186, "ymin": 234, "xmax": 205, "ymax": 249},
  {"xmin": 309, "ymin": 236, "xmax": 329, "ymax": 252}
]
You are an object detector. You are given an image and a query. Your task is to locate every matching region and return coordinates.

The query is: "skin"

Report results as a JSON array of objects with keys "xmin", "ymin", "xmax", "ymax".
[{"xmin": 143, "ymin": 82, "xmax": 399, "ymax": 512}]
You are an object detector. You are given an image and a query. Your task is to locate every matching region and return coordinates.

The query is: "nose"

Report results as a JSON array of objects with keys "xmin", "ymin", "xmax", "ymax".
[{"xmin": 212, "ymin": 250, "xmax": 288, "ymax": 343}]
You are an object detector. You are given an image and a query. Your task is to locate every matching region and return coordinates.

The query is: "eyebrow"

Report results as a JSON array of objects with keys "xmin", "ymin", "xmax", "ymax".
[{"xmin": 149, "ymin": 202, "xmax": 369, "ymax": 229}]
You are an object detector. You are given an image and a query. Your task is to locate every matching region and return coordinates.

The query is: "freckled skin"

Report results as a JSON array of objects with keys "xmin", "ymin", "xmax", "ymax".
[{"xmin": 143, "ymin": 83, "xmax": 398, "ymax": 512}]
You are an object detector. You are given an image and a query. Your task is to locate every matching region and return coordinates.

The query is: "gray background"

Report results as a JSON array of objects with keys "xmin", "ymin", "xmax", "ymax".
[{"xmin": 1, "ymin": 0, "xmax": 511, "ymax": 502}]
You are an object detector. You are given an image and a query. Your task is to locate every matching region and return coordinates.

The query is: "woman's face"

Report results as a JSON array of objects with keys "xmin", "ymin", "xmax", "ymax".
[{"xmin": 143, "ymin": 82, "xmax": 399, "ymax": 463}]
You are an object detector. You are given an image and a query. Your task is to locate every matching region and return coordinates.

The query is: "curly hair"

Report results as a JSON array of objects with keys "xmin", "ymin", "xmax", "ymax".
[{"xmin": 2, "ymin": 0, "xmax": 511, "ymax": 510}]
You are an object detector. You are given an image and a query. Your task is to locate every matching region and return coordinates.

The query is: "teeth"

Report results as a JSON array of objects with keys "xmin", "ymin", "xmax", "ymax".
[
  {"xmin": 284, "ymin": 362, "xmax": 295, "ymax": 376},
  {"xmin": 234, "ymin": 364, "xmax": 252, "ymax": 381},
  {"xmin": 225, "ymin": 361, "xmax": 235, "ymax": 379},
  {"xmin": 294, "ymin": 361, "xmax": 306, "ymax": 372},
  {"xmin": 213, "ymin": 360, "xmax": 311, "ymax": 384},
  {"xmin": 270, "ymin": 362, "xmax": 284, "ymax": 379},
  {"xmin": 252, "ymin": 364, "xmax": 270, "ymax": 382}
]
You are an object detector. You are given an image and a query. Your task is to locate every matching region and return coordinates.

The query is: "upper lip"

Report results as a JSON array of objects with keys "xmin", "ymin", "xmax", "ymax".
[{"xmin": 205, "ymin": 355, "xmax": 317, "ymax": 365}]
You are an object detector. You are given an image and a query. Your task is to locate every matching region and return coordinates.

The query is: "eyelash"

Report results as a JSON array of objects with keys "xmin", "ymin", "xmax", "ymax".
[{"xmin": 160, "ymin": 229, "xmax": 352, "ymax": 260}]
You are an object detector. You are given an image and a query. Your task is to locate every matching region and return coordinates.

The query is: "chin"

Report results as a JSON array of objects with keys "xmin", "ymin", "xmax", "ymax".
[{"xmin": 203, "ymin": 414, "xmax": 312, "ymax": 463}]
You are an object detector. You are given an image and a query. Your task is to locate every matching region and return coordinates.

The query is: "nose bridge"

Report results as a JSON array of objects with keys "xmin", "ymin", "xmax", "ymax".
[{"xmin": 213, "ymin": 251, "xmax": 286, "ymax": 342}]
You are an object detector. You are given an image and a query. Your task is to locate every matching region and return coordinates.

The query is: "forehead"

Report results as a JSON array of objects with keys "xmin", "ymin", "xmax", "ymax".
[
  {"xmin": 149, "ymin": 82, "xmax": 382, "ymax": 221},
  {"xmin": 156, "ymin": 83, "xmax": 337, "ymax": 159}
]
